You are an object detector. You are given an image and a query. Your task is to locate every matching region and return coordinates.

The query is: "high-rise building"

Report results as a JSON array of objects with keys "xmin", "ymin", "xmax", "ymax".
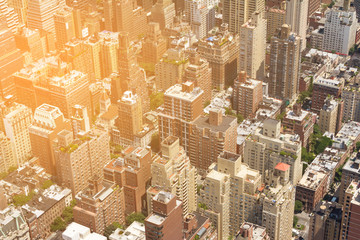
[
  {"xmin": 54, "ymin": 6, "xmax": 76, "ymax": 49},
  {"xmin": 29, "ymin": 104, "xmax": 72, "ymax": 175},
  {"xmin": 0, "ymin": 131, "xmax": 16, "ymax": 173},
  {"xmin": 155, "ymin": 48, "xmax": 188, "ymax": 91},
  {"xmin": 185, "ymin": 0, "xmax": 215, "ymax": 39},
  {"xmin": 339, "ymin": 157, "xmax": 360, "ymax": 205},
  {"xmin": 222, "ymin": 0, "xmax": 265, "ymax": 33},
  {"xmin": 239, "ymin": 11, "xmax": 266, "ymax": 80},
  {"xmin": 261, "ymin": 164, "xmax": 295, "ymax": 240},
  {"xmin": 104, "ymin": 0, "xmax": 147, "ymax": 40},
  {"xmin": 244, "ymin": 118, "xmax": 302, "ymax": 184},
  {"xmin": 140, "ymin": 22, "xmax": 168, "ymax": 71},
  {"xmin": 199, "ymin": 162, "xmax": 230, "ymax": 239},
  {"xmin": 7, "ymin": 0, "xmax": 28, "ymax": 25},
  {"xmin": 98, "ymin": 31, "xmax": 119, "ymax": 79},
  {"xmin": 308, "ymin": 0, "xmax": 320, "ymax": 19},
  {"xmin": 268, "ymin": 24, "xmax": 301, "ymax": 101},
  {"xmin": 184, "ymin": 49, "xmax": 212, "ymax": 102},
  {"xmin": 150, "ymin": 0, "xmax": 176, "ymax": 30},
  {"xmin": 282, "ymin": 103, "xmax": 315, "ymax": 147},
  {"xmin": 145, "ymin": 191, "xmax": 183, "ymax": 240},
  {"xmin": 70, "ymin": 105, "xmax": 91, "ymax": 137},
  {"xmin": 83, "ymin": 35, "xmax": 102, "ymax": 80},
  {"xmin": 27, "ymin": 0, "xmax": 65, "ymax": 34},
  {"xmin": 232, "ymin": 71, "xmax": 263, "ymax": 118},
  {"xmin": 103, "ymin": 146, "xmax": 153, "ymax": 215},
  {"xmin": 319, "ymin": 97, "xmax": 343, "ymax": 134},
  {"xmin": 0, "ymin": 0, "xmax": 20, "ymax": 34},
  {"xmin": 118, "ymin": 32, "xmax": 150, "ymax": 112},
  {"xmin": 266, "ymin": 3, "xmax": 286, "ymax": 38},
  {"xmin": 0, "ymin": 15, "xmax": 23, "ymax": 99},
  {"xmin": 150, "ymin": 136, "xmax": 197, "ymax": 216},
  {"xmin": 14, "ymin": 68, "xmax": 91, "ymax": 118},
  {"xmin": 308, "ymin": 201, "xmax": 342, "ymax": 240},
  {"xmin": 54, "ymin": 128, "xmax": 111, "ymax": 195},
  {"xmin": 114, "ymin": 91, "xmax": 143, "ymax": 146},
  {"xmin": 189, "ymin": 109, "xmax": 237, "ymax": 175},
  {"xmin": 158, "ymin": 82, "xmax": 203, "ymax": 151},
  {"xmin": 322, "ymin": 7, "xmax": 357, "ymax": 55},
  {"xmin": 197, "ymin": 24, "xmax": 240, "ymax": 89},
  {"xmin": 0, "ymin": 98, "xmax": 32, "ymax": 166},
  {"xmin": 285, "ymin": 0, "xmax": 308, "ymax": 51},
  {"xmin": 15, "ymin": 27, "xmax": 46, "ymax": 61},
  {"xmin": 340, "ymin": 180, "xmax": 360, "ymax": 240},
  {"xmin": 311, "ymin": 77, "xmax": 342, "ymax": 114},
  {"xmin": 73, "ymin": 175, "xmax": 125, "ymax": 234},
  {"xmin": 342, "ymin": 85, "xmax": 360, "ymax": 122}
]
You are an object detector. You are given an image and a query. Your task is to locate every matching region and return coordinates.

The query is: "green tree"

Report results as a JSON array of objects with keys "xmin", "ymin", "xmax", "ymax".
[
  {"xmin": 13, "ymin": 191, "xmax": 35, "ymax": 207},
  {"xmin": 294, "ymin": 200, "xmax": 303, "ymax": 213},
  {"xmin": 203, "ymin": 100, "xmax": 211, "ymax": 108},
  {"xmin": 50, "ymin": 217, "xmax": 66, "ymax": 232},
  {"xmin": 104, "ymin": 222, "xmax": 124, "ymax": 238},
  {"xmin": 150, "ymin": 92, "xmax": 164, "ymax": 110},
  {"xmin": 150, "ymin": 133, "xmax": 161, "ymax": 153},
  {"xmin": 236, "ymin": 113, "xmax": 244, "ymax": 124},
  {"xmin": 41, "ymin": 180, "xmax": 54, "ymax": 189},
  {"xmin": 334, "ymin": 163, "xmax": 344, "ymax": 182},
  {"xmin": 293, "ymin": 216, "xmax": 299, "ymax": 227},
  {"xmin": 126, "ymin": 212, "xmax": 146, "ymax": 226},
  {"xmin": 356, "ymin": 141, "xmax": 360, "ymax": 151}
]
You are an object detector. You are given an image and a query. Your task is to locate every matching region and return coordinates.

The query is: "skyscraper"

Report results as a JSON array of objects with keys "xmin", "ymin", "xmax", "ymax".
[
  {"xmin": 118, "ymin": 32, "xmax": 150, "ymax": 112},
  {"xmin": 7, "ymin": 0, "xmax": 28, "ymax": 25},
  {"xmin": 150, "ymin": 0, "xmax": 176, "ymax": 30},
  {"xmin": 145, "ymin": 191, "xmax": 183, "ymax": 240},
  {"xmin": 114, "ymin": 91, "xmax": 143, "ymax": 146},
  {"xmin": 0, "ymin": 131, "xmax": 16, "ymax": 173},
  {"xmin": 285, "ymin": 0, "xmax": 308, "ymax": 51},
  {"xmin": 0, "ymin": 15, "xmax": 23, "ymax": 99},
  {"xmin": 185, "ymin": 0, "xmax": 215, "ymax": 39},
  {"xmin": 222, "ymin": 0, "xmax": 265, "ymax": 33},
  {"xmin": 151, "ymin": 136, "xmax": 197, "ymax": 216},
  {"xmin": 73, "ymin": 176, "xmax": 125, "ymax": 234},
  {"xmin": 155, "ymin": 48, "xmax": 188, "ymax": 91},
  {"xmin": 27, "ymin": 0, "xmax": 66, "ymax": 34},
  {"xmin": 54, "ymin": 6, "xmax": 76, "ymax": 49},
  {"xmin": 54, "ymin": 128, "xmax": 111, "ymax": 195},
  {"xmin": 0, "ymin": 98, "xmax": 32, "ymax": 166},
  {"xmin": 189, "ymin": 109, "xmax": 237, "ymax": 175},
  {"xmin": 29, "ymin": 104, "xmax": 72, "ymax": 175},
  {"xmin": 239, "ymin": 11, "xmax": 266, "ymax": 80},
  {"xmin": 0, "ymin": 0, "xmax": 20, "ymax": 34},
  {"xmin": 268, "ymin": 24, "xmax": 301, "ymax": 101},
  {"xmin": 183, "ymin": 49, "xmax": 212, "ymax": 102},
  {"xmin": 244, "ymin": 118, "xmax": 302, "ymax": 184},
  {"xmin": 232, "ymin": 71, "xmax": 263, "ymax": 118}
]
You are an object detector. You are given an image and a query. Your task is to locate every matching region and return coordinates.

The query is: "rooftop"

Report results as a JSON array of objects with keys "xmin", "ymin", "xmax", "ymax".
[
  {"xmin": 165, "ymin": 84, "xmax": 203, "ymax": 102},
  {"xmin": 192, "ymin": 114, "xmax": 236, "ymax": 132},
  {"xmin": 109, "ymin": 221, "xmax": 145, "ymax": 240}
]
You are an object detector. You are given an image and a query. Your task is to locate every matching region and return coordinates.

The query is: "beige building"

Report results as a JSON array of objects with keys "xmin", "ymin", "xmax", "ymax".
[
  {"xmin": 155, "ymin": 48, "xmax": 188, "ymax": 91},
  {"xmin": 244, "ymin": 118, "xmax": 302, "ymax": 184},
  {"xmin": 114, "ymin": 91, "xmax": 143, "ymax": 146},
  {"xmin": 150, "ymin": 0, "xmax": 176, "ymax": 30},
  {"xmin": 54, "ymin": 6, "xmax": 75, "ymax": 49},
  {"xmin": 199, "ymin": 165, "xmax": 230, "ymax": 240},
  {"xmin": 150, "ymin": 136, "xmax": 197, "ymax": 216},
  {"xmin": 285, "ymin": 0, "xmax": 308, "ymax": 51},
  {"xmin": 261, "ymin": 164, "xmax": 295, "ymax": 240},
  {"xmin": 0, "ymin": 132, "xmax": 16, "ymax": 173},
  {"xmin": 200, "ymin": 152, "xmax": 295, "ymax": 240},
  {"xmin": 319, "ymin": 97, "xmax": 343, "ymax": 134},
  {"xmin": 0, "ymin": 99, "xmax": 32, "ymax": 166},
  {"xmin": 222, "ymin": 0, "xmax": 265, "ymax": 33},
  {"xmin": 233, "ymin": 71, "xmax": 263, "ymax": 118},
  {"xmin": 7, "ymin": 0, "xmax": 27, "ymax": 25},
  {"xmin": 269, "ymin": 24, "xmax": 301, "ymax": 101},
  {"xmin": 54, "ymin": 128, "xmax": 111, "ymax": 195},
  {"xmin": 239, "ymin": 11, "xmax": 267, "ymax": 80},
  {"xmin": 266, "ymin": 3, "xmax": 286, "ymax": 39}
]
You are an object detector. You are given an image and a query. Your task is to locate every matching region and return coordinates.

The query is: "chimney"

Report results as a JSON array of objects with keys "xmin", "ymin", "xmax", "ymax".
[{"xmin": 209, "ymin": 108, "xmax": 223, "ymax": 126}]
